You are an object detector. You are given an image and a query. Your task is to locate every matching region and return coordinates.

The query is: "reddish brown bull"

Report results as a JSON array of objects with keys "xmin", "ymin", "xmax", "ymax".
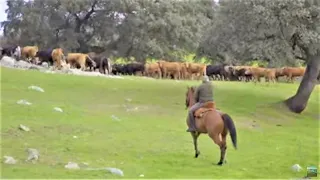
[
  {"xmin": 21, "ymin": 46, "xmax": 38, "ymax": 63},
  {"xmin": 282, "ymin": 67, "xmax": 306, "ymax": 83},
  {"xmin": 186, "ymin": 63, "xmax": 207, "ymax": 80},
  {"xmin": 245, "ymin": 67, "xmax": 266, "ymax": 83},
  {"xmin": 144, "ymin": 62, "xmax": 162, "ymax": 78},
  {"xmin": 157, "ymin": 60, "xmax": 181, "ymax": 80}
]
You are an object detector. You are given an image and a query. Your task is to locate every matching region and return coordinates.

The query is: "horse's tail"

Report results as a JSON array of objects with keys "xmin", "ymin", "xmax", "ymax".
[{"xmin": 221, "ymin": 113, "xmax": 237, "ymax": 150}]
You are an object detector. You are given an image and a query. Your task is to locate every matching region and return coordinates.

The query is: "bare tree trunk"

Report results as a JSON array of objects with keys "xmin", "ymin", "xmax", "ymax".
[{"xmin": 284, "ymin": 52, "xmax": 320, "ymax": 113}]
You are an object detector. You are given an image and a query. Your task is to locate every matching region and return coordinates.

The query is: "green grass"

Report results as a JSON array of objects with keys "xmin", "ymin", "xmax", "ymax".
[{"xmin": 0, "ymin": 67, "xmax": 319, "ymax": 179}]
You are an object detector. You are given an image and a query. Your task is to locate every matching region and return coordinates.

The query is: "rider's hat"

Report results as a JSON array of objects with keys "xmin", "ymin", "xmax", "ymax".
[{"xmin": 202, "ymin": 75, "xmax": 209, "ymax": 82}]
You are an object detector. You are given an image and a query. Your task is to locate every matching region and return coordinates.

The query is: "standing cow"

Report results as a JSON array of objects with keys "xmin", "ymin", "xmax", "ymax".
[
  {"xmin": 0, "ymin": 45, "xmax": 21, "ymax": 60},
  {"xmin": 87, "ymin": 52, "xmax": 112, "ymax": 75}
]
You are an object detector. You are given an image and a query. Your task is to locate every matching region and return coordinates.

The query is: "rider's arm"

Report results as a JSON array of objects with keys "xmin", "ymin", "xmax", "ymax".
[{"xmin": 194, "ymin": 87, "xmax": 200, "ymax": 102}]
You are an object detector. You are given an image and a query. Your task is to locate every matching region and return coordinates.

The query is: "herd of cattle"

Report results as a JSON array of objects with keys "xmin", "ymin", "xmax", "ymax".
[{"xmin": 0, "ymin": 45, "xmax": 311, "ymax": 83}]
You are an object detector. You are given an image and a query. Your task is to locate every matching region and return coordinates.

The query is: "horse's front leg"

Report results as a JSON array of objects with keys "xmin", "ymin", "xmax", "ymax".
[{"xmin": 191, "ymin": 132, "xmax": 200, "ymax": 158}]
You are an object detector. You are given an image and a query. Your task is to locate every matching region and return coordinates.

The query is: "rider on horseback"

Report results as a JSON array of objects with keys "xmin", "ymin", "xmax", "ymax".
[{"xmin": 186, "ymin": 75, "xmax": 214, "ymax": 132}]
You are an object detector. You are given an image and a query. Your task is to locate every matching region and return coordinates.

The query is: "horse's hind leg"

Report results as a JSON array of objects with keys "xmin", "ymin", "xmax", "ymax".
[
  {"xmin": 209, "ymin": 132, "xmax": 227, "ymax": 166},
  {"xmin": 191, "ymin": 132, "xmax": 200, "ymax": 158},
  {"xmin": 218, "ymin": 131, "xmax": 228, "ymax": 165}
]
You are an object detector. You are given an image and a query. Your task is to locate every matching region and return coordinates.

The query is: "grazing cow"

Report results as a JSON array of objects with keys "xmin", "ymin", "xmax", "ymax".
[
  {"xmin": 111, "ymin": 64, "xmax": 127, "ymax": 75},
  {"xmin": 87, "ymin": 52, "xmax": 112, "ymax": 74},
  {"xmin": 21, "ymin": 46, "xmax": 38, "ymax": 63},
  {"xmin": 186, "ymin": 62, "xmax": 207, "ymax": 80},
  {"xmin": 245, "ymin": 67, "xmax": 266, "ymax": 83},
  {"xmin": 35, "ymin": 49, "xmax": 54, "ymax": 65},
  {"xmin": 282, "ymin": 67, "xmax": 306, "ymax": 83},
  {"xmin": 66, "ymin": 53, "xmax": 96, "ymax": 71},
  {"xmin": 123, "ymin": 62, "xmax": 145, "ymax": 75},
  {"xmin": 144, "ymin": 62, "xmax": 162, "ymax": 78},
  {"xmin": 157, "ymin": 60, "xmax": 181, "ymax": 80},
  {"xmin": 0, "ymin": 45, "xmax": 21, "ymax": 60}
]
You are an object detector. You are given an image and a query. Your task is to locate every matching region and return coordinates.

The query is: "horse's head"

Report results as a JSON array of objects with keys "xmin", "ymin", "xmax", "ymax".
[{"xmin": 185, "ymin": 86, "xmax": 196, "ymax": 109}]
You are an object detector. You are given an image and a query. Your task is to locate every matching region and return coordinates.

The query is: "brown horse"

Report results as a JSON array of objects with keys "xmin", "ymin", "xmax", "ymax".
[{"xmin": 185, "ymin": 86, "xmax": 237, "ymax": 165}]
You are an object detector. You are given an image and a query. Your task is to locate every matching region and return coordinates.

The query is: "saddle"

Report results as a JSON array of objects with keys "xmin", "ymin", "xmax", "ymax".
[{"xmin": 194, "ymin": 101, "xmax": 216, "ymax": 118}]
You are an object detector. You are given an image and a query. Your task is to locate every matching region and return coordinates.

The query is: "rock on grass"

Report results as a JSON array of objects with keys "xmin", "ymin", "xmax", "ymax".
[{"xmin": 3, "ymin": 156, "xmax": 17, "ymax": 164}]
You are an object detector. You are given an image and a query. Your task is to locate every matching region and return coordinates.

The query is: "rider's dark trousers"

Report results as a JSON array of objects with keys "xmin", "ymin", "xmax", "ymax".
[{"xmin": 188, "ymin": 102, "xmax": 204, "ymax": 129}]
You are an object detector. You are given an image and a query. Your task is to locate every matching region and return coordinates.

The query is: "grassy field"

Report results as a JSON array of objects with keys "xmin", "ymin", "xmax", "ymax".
[{"xmin": 0, "ymin": 67, "xmax": 319, "ymax": 179}]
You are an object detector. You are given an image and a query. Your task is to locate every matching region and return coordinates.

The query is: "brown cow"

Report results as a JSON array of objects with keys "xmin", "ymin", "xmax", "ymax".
[
  {"xmin": 186, "ymin": 63, "xmax": 207, "ymax": 80},
  {"xmin": 275, "ymin": 68, "xmax": 285, "ymax": 80},
  {"xmin": 157, "ymin": 60, "xmax": 181, "ymax": 80},
  {"xmin": 144, "ymin": 62, "xmax": 162, "ymax": 78},
  {"xmin": 245, "ymin": 67, "xmax": 266, "ymax": 83},
  {"xmin": 66, "ymin": 53, "xmax": 96, "ymax": 71},
  {"xmin": 179, "ymin": 62, "xmax": 190, "ymax": 80},
  {"xmin": 21, "ymin": 46, "xmax": 38, "ymax": 63},
  {"xmin": 282, "ymin": 67, "xmax": 306, "ymax": 83},
  {"xmin": 263, "ymin": 68, "xmax": 277, "ymax": 83},
  {"xmin": 51, "ymin": 48, "xmax": 66, "ymax": 70}
]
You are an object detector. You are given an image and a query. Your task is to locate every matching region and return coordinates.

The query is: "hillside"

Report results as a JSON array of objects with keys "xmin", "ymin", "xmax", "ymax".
[{"xmin": 1, "ymin": 67, "xmax": 319, "ymax": 179}]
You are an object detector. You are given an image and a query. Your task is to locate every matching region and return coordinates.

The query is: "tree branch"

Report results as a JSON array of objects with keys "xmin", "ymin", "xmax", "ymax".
[
  {"xmin": 83, "ymin": 0, "xmax": 98, "ymax": 23},
  {"xmin": 73, "ymin": 13, "xmax": 81, "ymax": 22},
  {"xmin": 295, "ymin": 55, "xmax": 306, "ymax": 61},
  {"xmin": 291, "ymin": 32, "xmax": 308, "ymax": 54}
]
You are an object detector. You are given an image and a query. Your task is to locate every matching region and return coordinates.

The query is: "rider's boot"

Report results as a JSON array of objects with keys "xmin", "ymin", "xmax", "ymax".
[{"xmin": 186, "ymin": 115, "xmax": 197, "ymax": 132}]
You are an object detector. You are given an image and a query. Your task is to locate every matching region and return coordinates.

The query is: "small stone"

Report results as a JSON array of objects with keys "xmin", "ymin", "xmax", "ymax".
[
  {"xmin": 292, "ymin": 164, "xmax": 302, "ymax": 172},
  {"xmin": 28, "ymin": 65, "xmax": 44, "ymax": 71},
  {"xmin": 53, "ymin": 107, "xmax": 63, "ymax": 113},
  {"xmin": 73, "ymin": 136, "xmax": 78, "ymax": 139},
  {"xmin": 19, "ymin": 124, "xmax": 30, "ymax": 132},
  {"xmin": 41, "ymin": 62, "xmax": 49, "ymax": 68},
  {"xmin": 28, "ymin": 85, "xmax": 44, "ymax": 92},
  {"xmin": 111, "ymin": 115, "xmax": 121, "ymax": 121},
  {"xmin": 3, "ymin": 156, "xmax": 17, "ymax": 164},
  {"xmin": 139, "ymin": 174, "xmax": 144, "ymax": 177},
  {"xmin": 0, "ymin": 56, "xmax": 16, "ymax": 67},
  {"xmin": 15, "ymin": 60, "xmax": 32, "ymax": 69},
  {"xmin": 106, "ymin": 167, "xmax": 124, "ymax": 176},
  {"xmin": 64, "ymin": 162, "xmax": 80, "ymax": 170},
  {"xmin": 26, "ymin": 148, "xmax": 40, "ymax": 162},
  {"xmin": 17, "ymin": 99, "xmax": 32, "ymax": 105}
]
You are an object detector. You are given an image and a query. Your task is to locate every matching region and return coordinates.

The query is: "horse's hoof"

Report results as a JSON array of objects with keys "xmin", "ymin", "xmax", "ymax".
[
  {"xmin": 194, "ymin": 151, "xmax": 200, "ymax": 158},
  {"xmin": 217, "ymin": 161, "xmax": 223, "ymax": 166}
]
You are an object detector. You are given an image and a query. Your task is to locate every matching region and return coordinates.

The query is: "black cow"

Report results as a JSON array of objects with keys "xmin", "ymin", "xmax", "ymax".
[
  {"xmin": 111, "ymin": 63, "xmax": 145, "ymax": 75},
  {"xmin": 87, "ymin": 52, "xmax": 112, "ymax": 74},
  {"xmin": 111, "ymin": 64, "xmax": 125, "ymax": 75},
  {"xmin": 206, "ymin": 64, "xmax": 223, "ymax": 80},
  {"xmin": 230, "ymin": 67, "xmax": 253, "ymax": 82},
  {"xmin": 206, "ymin": 64, "xmax": 234, "ymax": 81},
  {"xmin": 0, "ymin": 45, "xmax": 21, "ymax": 60},
  {"xmin": 123, "ymin": 63, "xmax": 145, "ymax": 75},
  {"xmin": 35, "ymin": 49, "xmax": 54, "ymax": 65}
]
